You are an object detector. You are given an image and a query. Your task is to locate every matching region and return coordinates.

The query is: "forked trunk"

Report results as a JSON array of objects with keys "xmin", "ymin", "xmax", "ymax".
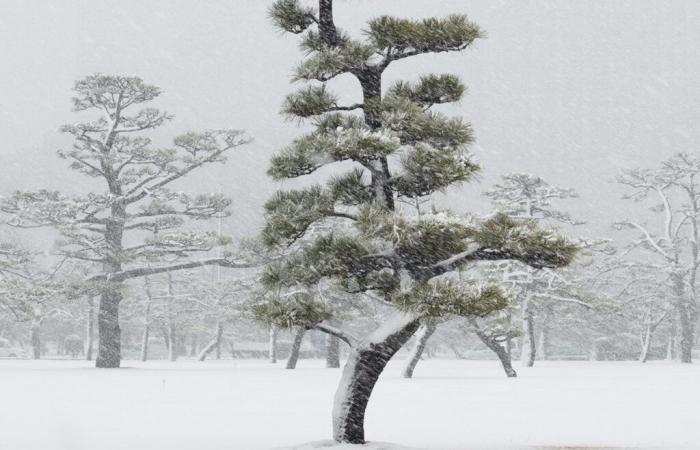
[
  {"xmin": 285, "ymin": 328, "xmax": 306, "ymax": 369},
  {"xmin": 402, "ymin": 321, "xmax": 437, "ymax": 379},
  {"xmin": 332, "ymin": 314, "xmax": 419, "ymax": 444},
  {"xmin": 96, "ymin": 285, "xmax": 123, "ymax": 368},
  {"xmin": 326, "ymin": 333, "xmax": 340, "ymax": 368}
]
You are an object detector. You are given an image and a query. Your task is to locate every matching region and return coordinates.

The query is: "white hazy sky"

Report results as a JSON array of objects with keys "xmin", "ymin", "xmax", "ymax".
[{"xmin": 1, "ymin": 0, "xmax": 700, "ymax": 241}]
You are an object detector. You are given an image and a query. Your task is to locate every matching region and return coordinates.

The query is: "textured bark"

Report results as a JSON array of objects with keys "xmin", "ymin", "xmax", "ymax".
[
  {"xmin": 269, "ymin": 325, "xmax": 278, "ymax": 363},
  {"xmin": 402, "ymin": 321, "xmax": 437, "ymax": 379},
  {"xmin": 333, "ymin": 317, "xmax": 420, "ymax": 444},
  {"xmin": 85, "ymin": 297, "xmax": 95, "ymax": 361},
  {"xmin": 520, "ymin": 305, "xmax": 536, "ymax": 367},
  {"xmin": 96, "ymin": 285, "xmax": 123, "ymax": 368},
  {"xmin": 285, "ymin": 328, "xmax": 306, "ymax": 369},
  {"xmin": 326, "ymin": 333, "xmax": 340, "ymax": 368}
]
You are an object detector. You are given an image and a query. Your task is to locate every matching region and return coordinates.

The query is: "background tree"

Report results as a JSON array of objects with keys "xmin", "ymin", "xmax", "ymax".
[
  {"xmin": 0, "ymin": 74, "xmax": 254, "ymax": 368},
  {"xmin": 615, "ymin": 153, "xmax": 700, "ymax": 363},
  {"xmin": 261, "ymin": 0, "xmax": 576, "ymax": 443}
]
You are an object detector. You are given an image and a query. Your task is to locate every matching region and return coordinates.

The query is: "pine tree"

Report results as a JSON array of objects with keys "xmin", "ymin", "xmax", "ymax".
[
  {"xmin": 0, "ymin": 74, "xmax": 253, "ymax": 368},
  {"xmin": 262, "ymin": 0, "xmax": 577, "ymax": 443}
]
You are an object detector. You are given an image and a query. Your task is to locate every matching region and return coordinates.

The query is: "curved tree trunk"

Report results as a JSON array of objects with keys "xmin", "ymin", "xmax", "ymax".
[
  {"xmin": 332, "ymin": 315, "xmax": 419, "ymax": 444},
  {"xmin": 402, "ymin": 321, "xmax": 437, "ymax": 379},
  {"xmin": 286, "ymin": 328, "xmax": 306, "ymax": 369},
  {"xmin": 474, "ymin": 330, "xmax": 517, "ymax": 378},
  {"xmin": 326, "ymin": 333, "xmax": 340, "ymax": 368},
  {"xmin": 96, "ymin": 285, "xmax": 123, "ymax": 368}
]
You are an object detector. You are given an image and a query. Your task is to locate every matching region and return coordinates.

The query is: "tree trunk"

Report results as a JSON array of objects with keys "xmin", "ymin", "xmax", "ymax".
[
  {"xmin": 639, "ymin": 323, "xmax": 653, "ymax": 363},
  {"xmin": 85, "ymin": 297, "xmax": 95, "ymax": 361},
  {"xmin": 269, "ymin": 325, "xmax": 278, "ymax": 363},
  {"xmin": 402, "ymin": 321, "xmax": 437, "ymax": 379},
  {"xmin": 537, "ymin": 324, "xmax": 549, "ymax": 360},
  {"xmin": 326, "ymin": 333, "xmax": 340, "ymax": 368},
  {"xmin": 285, "ymin": 328, "xmax": 306, "ymax": 369},
  {"xmin": 96, "ymin": 285, "xmax": 123, "ymax": 368},
  {"xmin": 198, "ymin": 322, "xmax": 223, "ymax": 362},
  {"xmin": 332, "ymin": 315, "xmax": 419, "ymax": 444},
  {"xmin": 520, "ymin": 306, "xmax": 536, "ymax": 367},
  {"xmin": 139, "ymin": 277, "xmax": 153, "ymax": 362},
  {"xmin": 215, "ymin": 322, "xmax": 223, "ymax": 360},
  {"xmin": 474, "ymin": 330, "xmax": 517, "ymax": 378},
  {"xmin": 168, "ymin": 324, "xmax": 177, "ymax": 362},
  {"xmin": 140, "ymin": 325, "xmax": 150, "ymax": 362},
  {"xmin": 671, "ymin": 271, "xmax": 694, "ymax": 363},
  {"xmin": 678, "ymin": 304, "xmax": 695, "ymax": 363},
  {"xmin": 189, "ymin": 335, "xmax": 198, "ymax": 357},
  {"xmin": 589, "ymin": 339, "xmax": 598, "ymax": 361},
  {"xmin": 448, "ymin": 343, "xmax": 466, "ymax": 359},
  {"xmin": 166, "ymin": 272, "xmax": 177, "ymax": 362},
  {"xmin": 30, "ymin": 319, "xmax": 41, "ymax": 360}
]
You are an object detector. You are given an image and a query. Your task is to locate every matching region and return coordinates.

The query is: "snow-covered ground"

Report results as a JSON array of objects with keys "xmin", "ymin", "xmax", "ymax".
[{"xmin": 1, "ymin": 359, "xmax": 698, "ymax": 450}]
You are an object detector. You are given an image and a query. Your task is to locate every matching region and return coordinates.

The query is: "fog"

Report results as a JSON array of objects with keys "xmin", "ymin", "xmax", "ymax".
[{"xmin": 3, "ymin": 0, "xmax": 700, "ymax": 239}]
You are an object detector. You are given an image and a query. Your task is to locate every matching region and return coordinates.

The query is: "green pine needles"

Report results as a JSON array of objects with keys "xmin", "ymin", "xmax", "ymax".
[{"xmin": 257, "ymin": 0, "xmax": 577, "ymax": 328}]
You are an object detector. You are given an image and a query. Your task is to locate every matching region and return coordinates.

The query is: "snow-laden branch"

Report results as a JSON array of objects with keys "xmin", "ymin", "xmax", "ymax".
[{"xmin": 314, "ymin": 322, "xmax": 358, "ymax": 347}]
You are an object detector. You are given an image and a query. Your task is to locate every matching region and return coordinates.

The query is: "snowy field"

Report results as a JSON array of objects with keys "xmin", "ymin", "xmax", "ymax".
[{"xmin": 2, "ymin": 359, "xmax": 699, "ymax": 450}]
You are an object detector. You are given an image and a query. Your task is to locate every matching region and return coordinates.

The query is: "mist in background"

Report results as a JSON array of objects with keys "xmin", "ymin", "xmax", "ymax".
[{"xmin": 2, "ymin": 0, "xmax": 699, "ymax": 242}]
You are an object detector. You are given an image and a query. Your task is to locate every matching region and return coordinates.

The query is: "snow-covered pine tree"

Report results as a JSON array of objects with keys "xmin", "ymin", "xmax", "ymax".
[
  {"xmin": 485, "ymin": 173, "xmax": 581, "ymax": 367},
  {"xmin": 260, "ymin": 0, "xmax": 578, "ymax": 444},
  {"xmin": 0, "ymin": 74, "xmax": 254, "ymax": 368}
]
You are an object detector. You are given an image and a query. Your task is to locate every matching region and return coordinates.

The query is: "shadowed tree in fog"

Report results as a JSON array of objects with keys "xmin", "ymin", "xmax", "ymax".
[
  {"xmin": 257, "ymin": 0, "xmax": 577, "ymax": 444},
  {"xmin": 0, "ymin": 74, "xmax": 254, "ymax": 368},
  {"xmin": 616, "ymin": 153, "xmax": 700, "ymax": 363}
]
